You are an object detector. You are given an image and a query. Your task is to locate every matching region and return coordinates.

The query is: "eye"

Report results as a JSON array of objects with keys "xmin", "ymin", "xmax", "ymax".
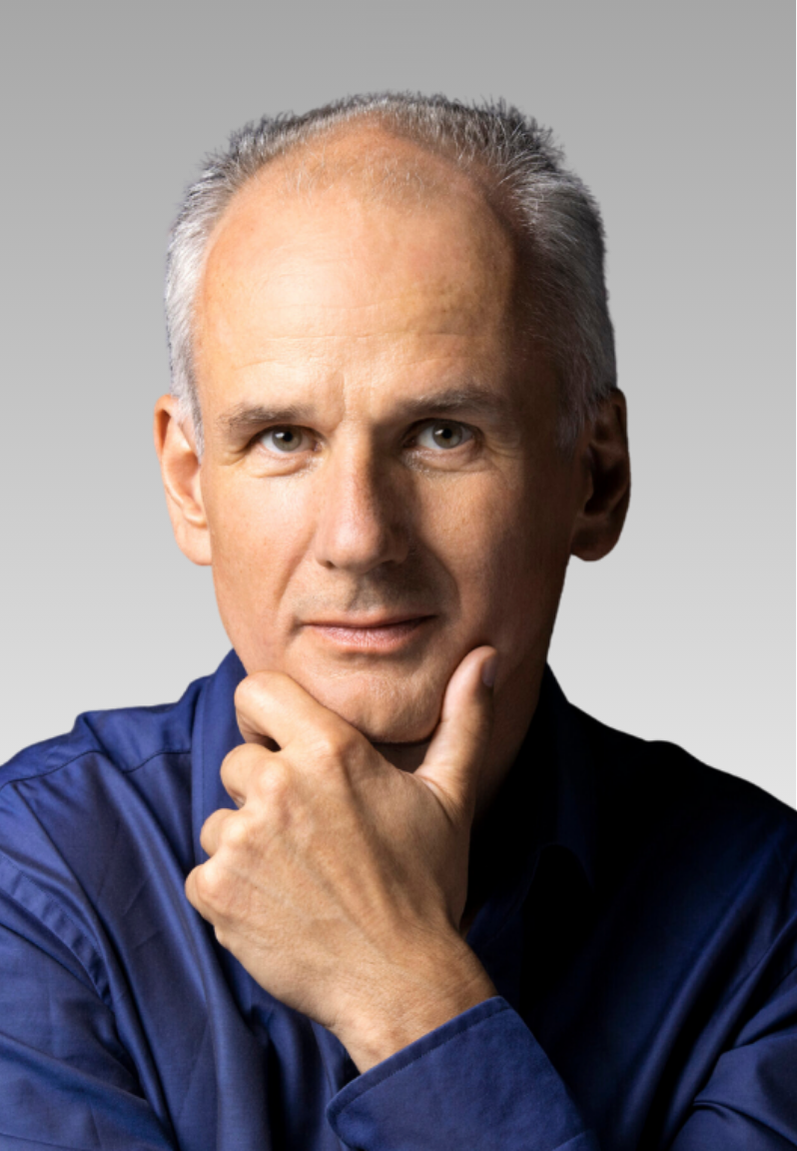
[
  {"xmin": 414, "ymin": 420, "xmax": 474, "ymax": 451},
  {"xmin": 258, "ymin": 426, "xmax": 312, "ymax": 454}
]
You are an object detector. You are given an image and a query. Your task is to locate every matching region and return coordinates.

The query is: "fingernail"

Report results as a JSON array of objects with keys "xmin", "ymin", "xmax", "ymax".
[{"xmin": 481, "ymin": 653, "xmax": 498, "ymax": 689}]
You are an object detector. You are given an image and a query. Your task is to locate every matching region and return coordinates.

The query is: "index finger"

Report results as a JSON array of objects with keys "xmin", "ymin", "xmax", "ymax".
[{"xmin": 233, "ymin": 670, "xmax": 354, "ymax": 752}]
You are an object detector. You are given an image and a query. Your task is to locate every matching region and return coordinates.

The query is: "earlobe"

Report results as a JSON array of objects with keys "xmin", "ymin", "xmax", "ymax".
[
  {"xmin": 570, "ymin": 389, "xmax": 631, "ymax": 562},
  {"xmin": 153, "ymin": 395, "xmax": 212, "ymax": 566}
]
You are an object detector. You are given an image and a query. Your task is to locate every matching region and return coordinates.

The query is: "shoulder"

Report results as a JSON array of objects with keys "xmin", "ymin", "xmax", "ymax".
[
  {"xmin": 571, "ymin": 704, "xmax": 797, "ymax": 914},
  {"xmin": 0, "ymin": 673, "xmax": 211, "ymax": 902},
  {"xmin": 578, "ymin": 704, "xmax": 795, "ymax": 829},
  {"xmin": 0, "ymin": 673, "xmax": 208, "ymax": 793},
  {"xmin": 0, "ymin": 673, "xmax": 213, "ymax": 986}
]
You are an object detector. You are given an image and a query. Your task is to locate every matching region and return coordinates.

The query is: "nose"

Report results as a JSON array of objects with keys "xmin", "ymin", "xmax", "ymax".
[{"xmin": 312, "ymin": 444, "xmax": 410, "ymax": 574}]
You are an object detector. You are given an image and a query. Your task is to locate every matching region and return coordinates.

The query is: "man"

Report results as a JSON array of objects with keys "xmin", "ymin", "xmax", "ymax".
[{"xmin": 0, "ymin": 93, "xmax": 794, "ymax": 1150}]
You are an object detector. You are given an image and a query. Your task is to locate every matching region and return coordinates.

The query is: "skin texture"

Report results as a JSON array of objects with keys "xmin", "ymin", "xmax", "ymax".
[{"xmin": 155, "ymin": 129, "xmax": 630, "ymax": 1069}]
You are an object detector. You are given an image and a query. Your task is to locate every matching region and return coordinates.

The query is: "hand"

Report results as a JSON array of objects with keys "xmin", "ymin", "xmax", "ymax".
[{"xmin": 185, "ymin": 646, "xmax": 499, "ymax": 1070}]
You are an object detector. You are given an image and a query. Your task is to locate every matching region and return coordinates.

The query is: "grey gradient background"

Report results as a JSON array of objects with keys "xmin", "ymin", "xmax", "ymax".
[{"xmin": 1, "ymin": 2, "xmax": 794, "ymax": 805}]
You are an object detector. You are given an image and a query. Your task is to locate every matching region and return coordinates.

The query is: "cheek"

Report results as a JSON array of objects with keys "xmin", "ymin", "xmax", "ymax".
[
  {"xmin": 423, "ymin": 471, "xmax": 572, "ymax": 647},
  {"xmin": 203, "ymin": 476, "xmax": 310, "ymax": 646}
]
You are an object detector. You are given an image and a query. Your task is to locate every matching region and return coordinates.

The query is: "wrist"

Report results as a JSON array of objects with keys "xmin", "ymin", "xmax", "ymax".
[{"xmin": 333, "ymin": 936, "xmax": 496, "ymax": 1072}]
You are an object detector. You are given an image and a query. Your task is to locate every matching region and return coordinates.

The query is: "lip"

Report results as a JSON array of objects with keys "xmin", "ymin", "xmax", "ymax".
[{"xmin": 303, "ymin": 614, "xmax": 435, "ymax": 652}]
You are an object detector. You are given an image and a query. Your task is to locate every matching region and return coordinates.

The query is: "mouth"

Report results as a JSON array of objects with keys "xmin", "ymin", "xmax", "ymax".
[{"xmin": 302, "ymin": 614, "xmax": 435, "ymax": 653}]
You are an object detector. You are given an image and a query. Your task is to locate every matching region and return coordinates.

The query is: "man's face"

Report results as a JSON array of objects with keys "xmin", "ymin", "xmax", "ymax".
[{"xmin": 187, "ymin": 144, "xmax": 588, "ymax": 747}]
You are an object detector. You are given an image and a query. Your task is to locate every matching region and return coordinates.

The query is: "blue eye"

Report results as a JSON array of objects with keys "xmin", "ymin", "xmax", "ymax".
[
  {"xmin": 260, "ymin": 427, "xmax": 309, "ymax": 453},
  {"xmin": 415, "ymin": 421, "xmax": 472, "ymax": 450}
]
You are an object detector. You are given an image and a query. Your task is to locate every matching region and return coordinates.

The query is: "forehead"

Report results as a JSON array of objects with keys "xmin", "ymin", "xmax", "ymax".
[{"xmin": 193, "ymin": 128, "xmax": 531, "ymax": 415}]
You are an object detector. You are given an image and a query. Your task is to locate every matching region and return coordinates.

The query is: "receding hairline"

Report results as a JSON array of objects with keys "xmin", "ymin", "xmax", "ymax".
[
  {"xmin": 193, "ymin": 118, "xmax": 540, "ymax": 390},
  {"xmin": 275, "ymin": 117, "xmax": 507, "ymax": 203},
  {"xmin": 202, "ymin": 117, "xmax": 529, "ymax": 273}
]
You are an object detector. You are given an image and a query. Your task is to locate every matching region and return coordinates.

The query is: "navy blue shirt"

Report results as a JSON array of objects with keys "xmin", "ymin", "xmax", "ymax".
[{"xmin": 1, "ymin": 650, "xmax": 795, "ymax": 1149}]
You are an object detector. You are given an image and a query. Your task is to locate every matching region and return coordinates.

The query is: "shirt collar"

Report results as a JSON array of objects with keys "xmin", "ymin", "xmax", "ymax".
[
  {"xmin": 544, "ymin": 665, "xmax": 597, "ymax": 890},
  {"xmin": 468, "ymin": 666, "xmax": 596, "ymax": 892},
  {"xmin": 463, "ymin": 666, "xmax": 596, "ymax": 966},
  {"xmin": 191, "ymin": 648, "xmax": 247, "ymax": 865}
]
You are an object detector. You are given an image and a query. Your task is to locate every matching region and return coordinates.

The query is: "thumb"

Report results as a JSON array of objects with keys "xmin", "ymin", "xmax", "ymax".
[{"xmin": 415, "ymin": 645, "xmax": 497, "ymax": 822}]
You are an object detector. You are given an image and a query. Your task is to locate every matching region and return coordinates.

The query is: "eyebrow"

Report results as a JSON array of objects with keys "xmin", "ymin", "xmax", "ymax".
[
  {"xmin": 220, "ymin": 403, "xmax": 313, "ymax": 439},
  {"xmin": 397, "ymin": 385, "xmax": 514, "ymax": 421},
  {"xmin": 218, "ymin": 383, "xmax": 515, "ymax": 439}
]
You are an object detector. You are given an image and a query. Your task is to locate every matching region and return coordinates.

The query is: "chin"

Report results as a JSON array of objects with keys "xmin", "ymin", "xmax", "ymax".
[{"xmin": 307, "ymin": 673, "xmax": 443, "ymax": 746}]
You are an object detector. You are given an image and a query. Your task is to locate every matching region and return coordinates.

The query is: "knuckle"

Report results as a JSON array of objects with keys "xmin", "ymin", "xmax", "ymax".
[
  {"xmin": 220, "ymin": 743, "xmax": 262, "ymax": 789},
  {"xmin": 232, "ymin": 677, "xmax": 256, "ymax": 715},
  {"xmin": 193, "ymin": 860, "xmax": 226, "ymax": 910},
  {"xmin": 252, "ymin": 760, "xmax": 291, "ymax": 803},
  {"xmin": 217, "ymin": 811, "xmax": 253, "ymax": 851},
  {"xmin": 233, "ymin": 674, "xmax": 271, "ymax": 725},
  {"xmin": 234, "ymin": 672, "xmax": 267, "ymax": 707},
  {"xmin": 234, "ymin": 670, "xmax": 286, "ymax": 710},
  {"xmin": 218, "ymin": 747, "xmax": 241, "ymax": 789},
  {"xmin": 309, "ymin": 722, "xmax": 360, "ymax": 766}
]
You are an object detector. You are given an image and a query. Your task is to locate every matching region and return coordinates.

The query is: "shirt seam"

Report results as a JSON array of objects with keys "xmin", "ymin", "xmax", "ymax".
[{"xmin": 0, "ymin": 745, "xmax": 192, "ymax": 794}]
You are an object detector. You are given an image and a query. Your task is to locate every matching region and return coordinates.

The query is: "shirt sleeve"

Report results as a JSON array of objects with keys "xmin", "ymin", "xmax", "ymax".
[
  {"xmin": 327, "ymin": 997, "xmax": 599, "ymax": 1151},
  {"xmin": 668, "ymin": 962, "xmax": 797, "ymax": 1150},
  {"xmin": 0, "ymin": 867, "xmax": 177, "ymax": 1150},
  {"xmin": 327, "ymin": 989, "xmax": 797, "ymax": 1151}
]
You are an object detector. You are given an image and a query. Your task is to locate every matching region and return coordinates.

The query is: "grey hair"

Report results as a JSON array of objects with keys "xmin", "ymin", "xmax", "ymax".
[{"xmin": 165, "ymin": 92, "xmax": 616, "ymax": 455}]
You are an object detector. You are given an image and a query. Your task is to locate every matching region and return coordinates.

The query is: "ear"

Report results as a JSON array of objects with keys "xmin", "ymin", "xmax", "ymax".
[
  {"xmin": 570, "ymin": 389, "xmax": 630, "ymax": 562},
  {"xmin": 153, "ymin": 394, "xmax": 212, "ymax": 566}
]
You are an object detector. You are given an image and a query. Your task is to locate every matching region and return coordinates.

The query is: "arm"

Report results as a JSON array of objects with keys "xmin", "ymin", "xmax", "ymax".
[
  {"xmin": 668, "ymin": 960, "xmax": 797, "ymax": 1150},
  {"xmin": 0, "ymin": 868, "xmax": 177, "ymax": 1150},
  {"xmin": 326, "ymin": 980, "xmax": 797, "ymax": 1150},
  {"xmin": 329, "ymin": 997, "xmax": 600, "ymax": 1151}
]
